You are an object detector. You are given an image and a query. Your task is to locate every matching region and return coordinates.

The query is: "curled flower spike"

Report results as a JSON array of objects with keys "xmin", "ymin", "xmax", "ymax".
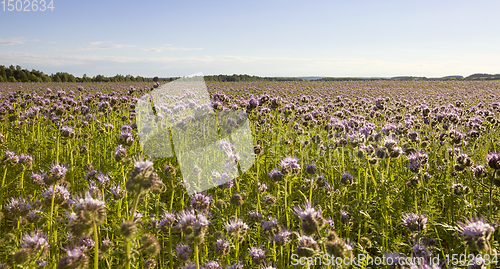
[
  {"xmin": 487, "ymin": 151, "xmax": 500, "ymax": 170},
  {"xmin": 274, "ymin": 228, "xmax": 292, "ymax": 246},
  {"xmin": 13, "ymin": 229, "xmax": 50, "ymax": 265},
  {"xmin": 126, "ymin": 155, "xmax": 164, "ymax": 195},
  {"xmin": 113, "ymin": 145, "xmax": 127, "ymax": 162},
  {"xmin": 401, "ymin": 212, "xmax": 428, "ymax": 233},
  {"xmin": 175, "ymin": 243, "xmax": 192, "ymax": 261},
  {"xmin": 268, "ymin": 169, "xmax": 284, "ymax": 182},
  {"xmin": 69, "ymin": 192, "xmax": 106, "ymax": 237},
  {"xmin": 190, "ymin": 193, "xmax": 212, "ymax": 212},
  {"xmin": 325, "ymin": 231, "xmax": 353, "ymax": 258},
  {"xmin": 248, "ymin": 246, "xmax": 266, "ymax": 265},
  {"xmin": 224, "ymin": 217, "xmax": 249, "ymax": 243},
  {"xmin": 214, "ymin": 238, "xmax": 231, "ymax": 256},
  {"xmin": 280, "ymin": 156, "xmax": 301, "ymax": 175},
  {"xmin": 45, "ymin": 161, "xmax": 69, "ymax": 185},
  {"xmin": 457, "ymin": 216, "xmax": 496, "ymax": 252},
  {"xmin": 293, "ymin": 201, "xmax": 324, "ymax": 236},
  {"xmin": 1, "ymin": 150, "xmax": 19, "ymax": 166},
  {"xmin": 295, "ymin": 236, "xmax": 319, "ymax": 258},
  {"xmin": 42, "ymin": 184, "xmax": 71, "ymax": 206},
  {"xmin": 56, "ymin": 245, "xmax": 89, "ymax": 269},
  {"xmin": 4, "ymin": 197, "xmax": 32, "ymax": 218},
  {"xmin": 157, "ymin": 210, "xmax": 176, "ymax": 231},
  {"xmin": 177, "ymin": 209, "xmax": 209, "ymax": 244}
]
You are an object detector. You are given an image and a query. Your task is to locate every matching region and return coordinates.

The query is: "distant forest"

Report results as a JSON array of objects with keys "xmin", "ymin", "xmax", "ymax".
[
  {"xmin": 1, "ymin": 64, "xmax": 499, "ymax": 82},
  {"xmin": 203, "ymin": 74, "xmax": 303, "ymax": 82},
  {"xmin": 0, "ymin": 65, "xmax": 174, "ymax": 83}
]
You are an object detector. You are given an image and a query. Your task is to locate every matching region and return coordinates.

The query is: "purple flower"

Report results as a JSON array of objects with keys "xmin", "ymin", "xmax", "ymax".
[
  {"xmin": 46, "ymin": 161, "xmax": 69, "ymax": 185},
  {"xmin": 262, "ymin": 217, "xmax": 279, "ymax": 235},
  {"xmin": 111, "ymin": 184, "xmax": 125, "ymax": 200},
  {"xmin": 177, "ymin": 209, "xmax": 209, "ymax": 244},
  {"xmin": 457, "ymin": 216, "xmax": 496, "ymax": 252},
  {"xmin": 273, "ymin": 228, "xmax": 292, "ymax": 246},
  {"xmin": 411, "ymin": 244, "xmax": 431, "ymax": 259},
  {"xmin": 2, "ymin": 150, "xmax": 19, "ymax": 166},
  {"xmin": 340, "ymin": 210, "xmax": 352, "ymax": 225},
  {"xmin": 158, "ymin": 210, "xmax": 176, "ymax": 230},
  {"xmin": 214, "ymin": 238, "xmax": 231, "ymax": 256},
  {"xmin": 268, "ymin": 169, "xmax": 284, "ymax": 182},
  {"xmin": 190, "ymin": 193, "xmax": 212, "ymax": 212},
  {"xmin": 401, "ymin": 213, "xmax": 427, "ymax": 232},
  {"xmin": 248, "ymin": 246, "xmax": 266, "ymax": 265},
  {"xmin": 114, "ymin": 145, "xmax": 127, "ymax": 162},
  {"xmin": 458, "ymin": 216, "xmax": 495, "ymax": 239},
  {"xmin": 340, "ymin": 173, "xmax": 354, "ymax": 185},
  {"xmin": 175, "ymin": 243, "xmax": 191, "ymax": 261},
  {"xmin": 4, "ymin": 197, "xmax": 32, "ymax": 217},
  {"xmin": 487, "ymin": 151, "xmax": 500, "ymax": 170},
  {"xmin": 42, "ymin": 184, "xmax": 71, "ymax": 206},
  {"xmin": 224, "ymin": 218, "xmax": 248, "ymax": 239},
  {"xmin": 21, "ymin": 230, "xmax": 49, "ymax": 251},
  {"xmin": 203, "ymin": 261, "xmax": 221, "ymax": 269},
  {"xmin": 279, "ymin": 156, "xmax": 300, "ymax": 174},
  {"xmin": 95, "ymin": 172, "xmax": 110, "ymax": 188},
  {"xmin": 293, "ymin": 201, "xmax": 324, "ymax": 235}
]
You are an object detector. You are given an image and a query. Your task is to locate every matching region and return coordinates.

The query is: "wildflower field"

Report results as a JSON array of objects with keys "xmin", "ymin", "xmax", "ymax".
[{"xmin": 0, "ymin": 80, "xmax": 500, "ymax": 269}]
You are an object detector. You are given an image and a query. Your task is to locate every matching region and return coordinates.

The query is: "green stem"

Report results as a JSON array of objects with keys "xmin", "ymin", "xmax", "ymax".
[
  {"xmin": 16, "ymin": 218, "xmax": 20, "ymax": 248},
  {"xmin": 272, "ymin": 239, "xmax": 276, "ymax": 263},
  {"xmin": 20, "ymin": 170, "xmax": 24, "ymax": 192},
  {"xmin": 168, "ymin": 228, "xmax": 173, "ymax": 269},
  {"xmin": 93, "ymin": 220, "xmax": 99, "ymax": 269},
  {"xmin": 49, "ymin": 184, "xmax": 56, "ymax": 234},
  {"xmin": 125, "ymin": 191, "xmax": 141, "ymax": 269},
  {"xmin": 122, "ymin": 165, "xmax": 129, "ymax": 219},
  {"xmin": 125, "ymin": 239, "xmax": 131, "ymax": 269},
  {"xmin": 117, "ymin": 199, "xmax": 122, "ymax": 219},
  {"xmin": 169, "ymin": 179, "xmax": 175, "ymax": 211},
  {"xmin": 316, "ymin": 225, "xmax": 329, "ymax": 269},
  {"xmin": 56, "ymin": 132, "xmax": 60, "ymax": 163},
  {"xmin": 284, "ymin": 177, "xmax": 289, "ymax": 228},
  {"xmin": 308, "ymin": 175, "xmax": 314, "ymax": 202},
  {"xmin": 235, "ymin": 240, "xmax": 239, "ymax": 262},
  {"xmin": 130, "ymin": 191, "xmax": 141, "ymax": 221},
  {"xmin": 1, "ymin": 166, "xmax": 7, "ymax": 188},
  {"xmin": 0, "ymin": 166, "xmax": 7, "ymax": 210},
  {"xmin": 194, "ymin": 243, "xmax": 200, "ymax": 269}
]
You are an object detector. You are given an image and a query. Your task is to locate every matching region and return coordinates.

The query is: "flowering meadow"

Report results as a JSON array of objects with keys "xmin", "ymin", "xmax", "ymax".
[{"xmin": 0, "ymin": 80, "xmax": 499, "ymax": 269}]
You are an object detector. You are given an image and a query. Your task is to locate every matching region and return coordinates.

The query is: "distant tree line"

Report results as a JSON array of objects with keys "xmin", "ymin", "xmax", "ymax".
[
  {"xmin": 315, "ymin": 77, "xmax": 386, "ymax": 81},
  {"xmin": 464, "ymin": 74, "xmax": 500, "ymax": 81},
  {"xmin": 317, "ymin": 74, "xmax": 500, "ymax": 81},
  {"xmin": 0, "ymin": 65, "xmax": 176, "ymax": 83},
  {"xmin": 204, "ymin": 74, "xmax": 304, "ymax": 82},
  {"xmin": 2, "ymin": 65, "xmax": 499, "ymax": 83}
]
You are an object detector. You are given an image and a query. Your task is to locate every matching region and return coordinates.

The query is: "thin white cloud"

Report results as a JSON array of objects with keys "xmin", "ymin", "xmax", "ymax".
[
  {"xmin": 68, "ymin": 42, "xmax": 201, "ymax": 52},
  {"xmin": 0, "ymin": 37, "xmax": 26, "ymax": 45},
  {"xmin": 73, "ymin": 41, "xmax": 136, "ymax": 51},
  {"xmin": 137, "ymin": 44, "xmax": 203, "ymax": 52}
]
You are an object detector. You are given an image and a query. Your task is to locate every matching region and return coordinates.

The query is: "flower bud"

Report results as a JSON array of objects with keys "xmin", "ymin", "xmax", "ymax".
[{"xmin": 120, "ymin": 221, "xmax": 137, "ymax": 239}]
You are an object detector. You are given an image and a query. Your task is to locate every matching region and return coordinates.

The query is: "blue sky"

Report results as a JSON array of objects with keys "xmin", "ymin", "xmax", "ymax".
[{"xmin": 1, "ymin": 0, "xmax": 499, "ymax": 77}]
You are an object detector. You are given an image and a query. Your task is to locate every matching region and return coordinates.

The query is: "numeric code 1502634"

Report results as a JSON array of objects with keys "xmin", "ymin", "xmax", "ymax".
[{"xmin": 2, "ymin": 0, "xmax": 53, "ymax": 11}]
